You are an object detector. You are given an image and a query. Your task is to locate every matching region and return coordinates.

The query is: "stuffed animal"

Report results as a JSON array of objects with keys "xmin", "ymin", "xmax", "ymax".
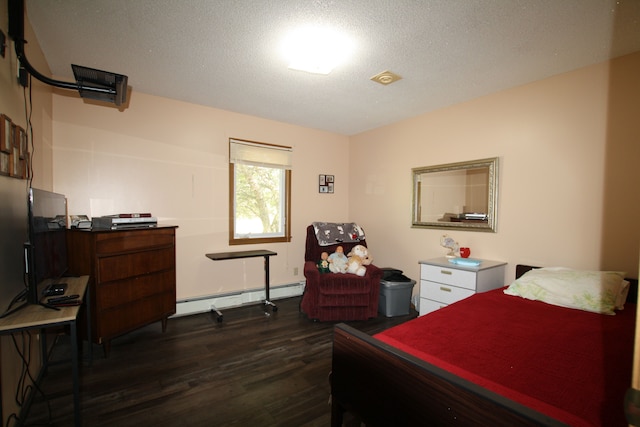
[
  {"xmin": 346, "ymin": 245, "xmax": 372, "ymax": 276},
  {"xmin": 346, "ymin": 254, "xmax": 366, "ymax": 276},
  {"xmin": 328, "ymin": 246, "xmax": 348, "ymax": 273},
  {"xmin": 347, "ymin": 245, "xmax": 373, "ymax": 265},
  {"xmin": 317, "ymin": 252, "xmax": 330, "ymax": 274}
]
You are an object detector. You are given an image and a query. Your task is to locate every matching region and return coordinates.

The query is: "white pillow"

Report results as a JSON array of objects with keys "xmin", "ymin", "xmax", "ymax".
[
  {"xmin": 504, "ymin": 267, "xmax": 628, "ymax": 315},
  {"xmin": 616, "ymin": 280, "xmax": 631, "ymax": 310}
]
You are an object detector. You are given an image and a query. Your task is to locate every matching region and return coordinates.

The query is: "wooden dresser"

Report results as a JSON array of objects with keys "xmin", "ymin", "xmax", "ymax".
[
  {"xmin": 419, "ymin": 257, "xmax": 506, "ymax": 316},
  {"xmin": 67, "ymin": 226, "xmax": 177, "ymax": 355}
]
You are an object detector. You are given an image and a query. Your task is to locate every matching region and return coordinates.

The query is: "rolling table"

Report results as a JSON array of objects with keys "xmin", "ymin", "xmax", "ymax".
[
  {"xmin": 205, "ymin": 250, "xmax": 277, "ymax": 321},
  {"xmin": 0, "ymin": 275, "xmax": 89, "ymax": 427}
]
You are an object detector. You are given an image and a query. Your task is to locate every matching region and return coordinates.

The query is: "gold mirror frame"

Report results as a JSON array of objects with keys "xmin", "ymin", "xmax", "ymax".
[{"xmin": 412, "ymin": 157, "xmax": 499, "ymax": 232}]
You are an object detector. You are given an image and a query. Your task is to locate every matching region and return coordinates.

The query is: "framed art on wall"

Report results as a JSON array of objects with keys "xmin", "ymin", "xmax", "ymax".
[
  {"xmin": 11, "ymin": 146, "xmax": 21, "ymax": 178},
  {"xmin": 0, "ymin": 113, "xmax": 29, "ymax": 180},
  {"xmin": 0, "ymin": 152, "xmax": 9, "ymax": 175},
  {"xmin": 319, "ymin": 174, "xmax": 334, "ymax": 193},
  {"xmin": 1, "ymin": 115, "xmax": 12, "ymax": 153},
  {"xmin": 17, "ymin": 126, "xmax": 27, "ymax": 158}
]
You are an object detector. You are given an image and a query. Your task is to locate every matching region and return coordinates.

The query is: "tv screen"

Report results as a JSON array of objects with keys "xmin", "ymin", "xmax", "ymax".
[
  {"xmin": 27, "ymin": 187, "xmax": 68, "ymax": 304},
  {"xmin": 0, "ymin": 178, "xmax": 29, "ymax": 316}
]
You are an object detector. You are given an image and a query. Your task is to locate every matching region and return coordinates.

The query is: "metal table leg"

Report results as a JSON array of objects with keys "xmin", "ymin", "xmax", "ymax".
[
  {"xmin": 71, "ymin": 320, "xmax": 81, "ymax": 427},
  {"xmin": 263, "ymin": 254, "xmax": 277, "ymax": 314}
]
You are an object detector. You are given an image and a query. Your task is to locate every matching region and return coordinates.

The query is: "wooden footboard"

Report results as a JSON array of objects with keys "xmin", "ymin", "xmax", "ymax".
[{"xmin": 331, "ymin": 323, "xmax": 565, "ymax": 427}]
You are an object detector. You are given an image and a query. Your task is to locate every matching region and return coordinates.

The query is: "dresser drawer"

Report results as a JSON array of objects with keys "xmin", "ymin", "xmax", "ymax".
[
  {"xmin": 419, "ymin": 298, "xmax": 447, "ymax": 316},
  {"xmin": 97, "ymin": 246, "xmax": 175, "ymax": 283},
  {"xmin": 94, "ymin": 228, "xmax": 175, "ymax": 255},
  {"xmin": 96, "ymin": 269, "xmax": 176, "ymax": 310},
  {"xmin": 421, "ymin": 264, "xmax": 477, "ymax": 290},
  {"xmin": 97, "ymin": 293, "xmax": 176, "ymax": 340},
  {"xmin": 420, "ymin": 280, "xmax": 475, "ymax": 305}
]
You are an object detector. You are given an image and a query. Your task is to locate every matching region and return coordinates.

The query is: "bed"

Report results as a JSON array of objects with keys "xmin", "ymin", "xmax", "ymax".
[{"xmin": 331, "ymin": 265, "xmax": 638, "ymax": 426}]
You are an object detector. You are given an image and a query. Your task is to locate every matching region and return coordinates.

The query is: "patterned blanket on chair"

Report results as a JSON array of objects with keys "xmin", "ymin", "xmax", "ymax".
[{"xmin": 312, "ymin": 222, "xmax": 365, "ymax": 246}]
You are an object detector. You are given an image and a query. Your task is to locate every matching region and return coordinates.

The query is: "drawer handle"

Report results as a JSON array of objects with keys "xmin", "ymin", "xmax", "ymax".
[
  {"xmin": 440, "ymin": 270, "xmax": 452, "ymax": 275},
  {"xmin": 440, "ymin": 286, "xmax": 452, "ymax": 292}
]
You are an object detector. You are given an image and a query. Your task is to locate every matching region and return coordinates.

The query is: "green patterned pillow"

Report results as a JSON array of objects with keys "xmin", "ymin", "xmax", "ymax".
[{"xmin": 504, "ymin": 267, "xmax": 629, "ymax": 315}]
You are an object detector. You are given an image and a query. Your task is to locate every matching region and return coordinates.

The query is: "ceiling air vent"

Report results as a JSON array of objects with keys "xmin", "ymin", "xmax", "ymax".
[{"xmin": 370, "ymin": 70, "xmax": 402, "ymax": 85}]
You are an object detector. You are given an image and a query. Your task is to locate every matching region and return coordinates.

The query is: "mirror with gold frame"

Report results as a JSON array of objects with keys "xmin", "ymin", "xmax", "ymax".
[{"xmin": 412, "ymin": 157, "xmax": 499, "ymax": 232}]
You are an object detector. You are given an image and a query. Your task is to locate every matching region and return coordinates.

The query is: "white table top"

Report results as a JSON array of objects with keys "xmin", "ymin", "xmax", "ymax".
[
  {"xmin": 0, "ymin": 275, "xmax": 89, "ymax": 332},
  {"xmin": 419, "ymin": 257, "xmax": 506, "ymax": 271}
]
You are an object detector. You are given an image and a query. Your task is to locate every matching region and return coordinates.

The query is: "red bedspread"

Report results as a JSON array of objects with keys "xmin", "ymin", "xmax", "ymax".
[{"xmin": 375, "ymin": 288, "xmax": 636, "ymax": 427}]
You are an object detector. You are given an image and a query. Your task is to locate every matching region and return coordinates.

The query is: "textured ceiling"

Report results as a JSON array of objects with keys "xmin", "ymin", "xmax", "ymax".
[{"xmin": 24, "ymin": 0, "xmax": 640, "ymax": 136}]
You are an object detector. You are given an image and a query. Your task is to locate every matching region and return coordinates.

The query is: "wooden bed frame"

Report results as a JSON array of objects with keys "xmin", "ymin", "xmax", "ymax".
[{"xmin": 330, "ymin": 265, "xmax": 638, "ymax": 426}]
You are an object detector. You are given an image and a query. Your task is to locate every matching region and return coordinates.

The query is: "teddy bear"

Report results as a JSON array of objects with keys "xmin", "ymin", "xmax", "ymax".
[
  {"xmin": 346, "ymin": 254, "xmax": 366, "ymax": 276},
  {"xmin": 346, "ymin": 245, "xmax": 373, "ymax": 276},
  {"xmin": 328, "ymin": 246, "xmax": 348, "ymax": 273},
  {"xmin": 348, "ymin": 245, "xmax": 372, "ymax": 265},
  {"xmin": 316, "ymin": 251, "xmax": 330, "ymax": 274}
]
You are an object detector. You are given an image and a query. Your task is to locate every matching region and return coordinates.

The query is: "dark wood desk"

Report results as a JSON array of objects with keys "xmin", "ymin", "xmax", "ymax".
[
  {"xmin": 0, "ymin": 275, "xmax": 89, "ymax": 427},
  {"xmin": 205, "ymin": 250, "xmax": 277, "ymax": 321}
]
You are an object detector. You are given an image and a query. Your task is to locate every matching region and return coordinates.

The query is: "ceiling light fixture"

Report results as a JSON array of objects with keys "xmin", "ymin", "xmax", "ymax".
[
  {"xmin": 282, "ymin": 26, "xmax": 353, "ymax": 75},
  {"xmin": 370, "ymin": 70, "xmax": 402, "ymax": 85}
]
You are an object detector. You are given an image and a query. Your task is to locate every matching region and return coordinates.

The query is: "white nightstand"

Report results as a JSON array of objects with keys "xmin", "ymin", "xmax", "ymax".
[{"xmin": 419, "ymin": 257, "xmax": 507, "ymax": 316}]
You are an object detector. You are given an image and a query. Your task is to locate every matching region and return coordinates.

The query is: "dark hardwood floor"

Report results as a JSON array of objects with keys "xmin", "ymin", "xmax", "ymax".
[{"xmin": 23, "ymin": 297, "xmax": 417, "ymax": 427}]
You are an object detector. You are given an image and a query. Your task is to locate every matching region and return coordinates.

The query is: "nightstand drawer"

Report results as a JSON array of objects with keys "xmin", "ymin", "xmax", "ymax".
[
  {"xmin": 419, "ymin": 298, "xmax": 447, "ymax": 316},
  {"xmin": 421, "ymin": 264, "xmax": 476, "ymax": 290},
  {"xmin": 420, "ymin": 280, "xmax": 475, "ymax": 305}
]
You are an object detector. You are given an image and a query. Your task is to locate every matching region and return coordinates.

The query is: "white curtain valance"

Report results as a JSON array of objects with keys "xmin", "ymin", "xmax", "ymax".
[{"xmin": 229, "ymin": 139, "xmax": 292, "ymax": 170}]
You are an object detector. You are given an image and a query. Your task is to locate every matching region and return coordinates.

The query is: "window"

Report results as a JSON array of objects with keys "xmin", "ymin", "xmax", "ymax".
[{"xmin": 229, "ymin": 138, "xmax": 292, "ymax": 245}]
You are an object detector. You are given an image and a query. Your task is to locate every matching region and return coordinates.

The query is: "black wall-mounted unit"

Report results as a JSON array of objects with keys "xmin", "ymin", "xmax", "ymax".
[{"xmin": 7, "ymin": 0, "xmax": 128, "ymax": 106}]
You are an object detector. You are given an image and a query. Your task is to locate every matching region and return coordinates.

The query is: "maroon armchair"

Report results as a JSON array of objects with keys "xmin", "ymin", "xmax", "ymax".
[{"xmin": 301, "ymin": 225, "xmax": 382, "ymax": 321}]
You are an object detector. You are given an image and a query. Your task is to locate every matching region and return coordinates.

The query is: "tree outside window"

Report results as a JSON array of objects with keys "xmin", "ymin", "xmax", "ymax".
[{"xmin": 229, "ymin": 139, "xmax": 291, "ymax": 245}]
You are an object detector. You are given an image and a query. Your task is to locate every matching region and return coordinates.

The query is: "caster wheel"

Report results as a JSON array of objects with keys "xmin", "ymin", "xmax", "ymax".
[
  {"xmin": 272, "ymin": 306, "xmax": 278, "ymax": 312},
  {"xmin": 216, "ymin": 315, "xmax": 223, "ymax": 323}
]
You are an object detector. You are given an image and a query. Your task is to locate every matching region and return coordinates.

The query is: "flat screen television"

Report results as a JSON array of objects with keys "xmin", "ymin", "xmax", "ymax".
[
  {"xmin": 0, "ymin": 178, "xmax": 29, "ymax": 317},
  {"xmin": 25, "ymin": 187, "xmax": 69, "ymax": 305}
]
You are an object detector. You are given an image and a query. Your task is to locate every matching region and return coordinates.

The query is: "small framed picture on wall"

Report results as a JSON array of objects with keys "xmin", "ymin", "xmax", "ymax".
[
  {"xmin": 0, "ymin": 152, "xmax": 9, "ymax": 175},
  {"xmin": 11, "ymin": 146, "xmax": 21, "ymax": 178},
  {"xmin": 17, "ymin": 126, "xmax": 27, "ymax": 158},
  {"xmin": 319, "ymin": 174, "xmax": 334, "ymax": 193},
  {"xmin": 1, "ymin": 115, "xmax": 12, "ymax": 153}
]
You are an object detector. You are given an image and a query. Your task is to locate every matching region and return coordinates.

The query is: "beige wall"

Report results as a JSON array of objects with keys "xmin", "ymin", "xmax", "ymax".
[
  {"xmin": 0, "ymin": 4, "xmax": 52, "ymax": 190},
  {"xmin": 52, "ymin": 92, "xmax": 352, "ymax": 300},
  {"xmin": 350, "ymin": 52, "xmax": 640, "ymax": 283},
  {"xmin": 0, "ymin": 0, "xmax": 53, "ymax": 422},
  {"xmin": 51, "ymin": 52, "xmax": 640, "ymax": 304}
]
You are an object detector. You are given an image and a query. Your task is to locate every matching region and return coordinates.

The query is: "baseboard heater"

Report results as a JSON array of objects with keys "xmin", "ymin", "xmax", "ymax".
[{"xmin": 173, "ymin": 281, "xmax": 305, "ymax": 317}]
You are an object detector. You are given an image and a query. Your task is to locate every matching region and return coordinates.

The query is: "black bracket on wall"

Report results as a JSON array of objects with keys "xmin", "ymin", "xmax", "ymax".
[
  {"xmin": 7, "ymin": 0, "xmax": 129, "ymax": 106},
  {"xmin": 0, "ymin": 30, "xmax": 6, "ymax": 58}
]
